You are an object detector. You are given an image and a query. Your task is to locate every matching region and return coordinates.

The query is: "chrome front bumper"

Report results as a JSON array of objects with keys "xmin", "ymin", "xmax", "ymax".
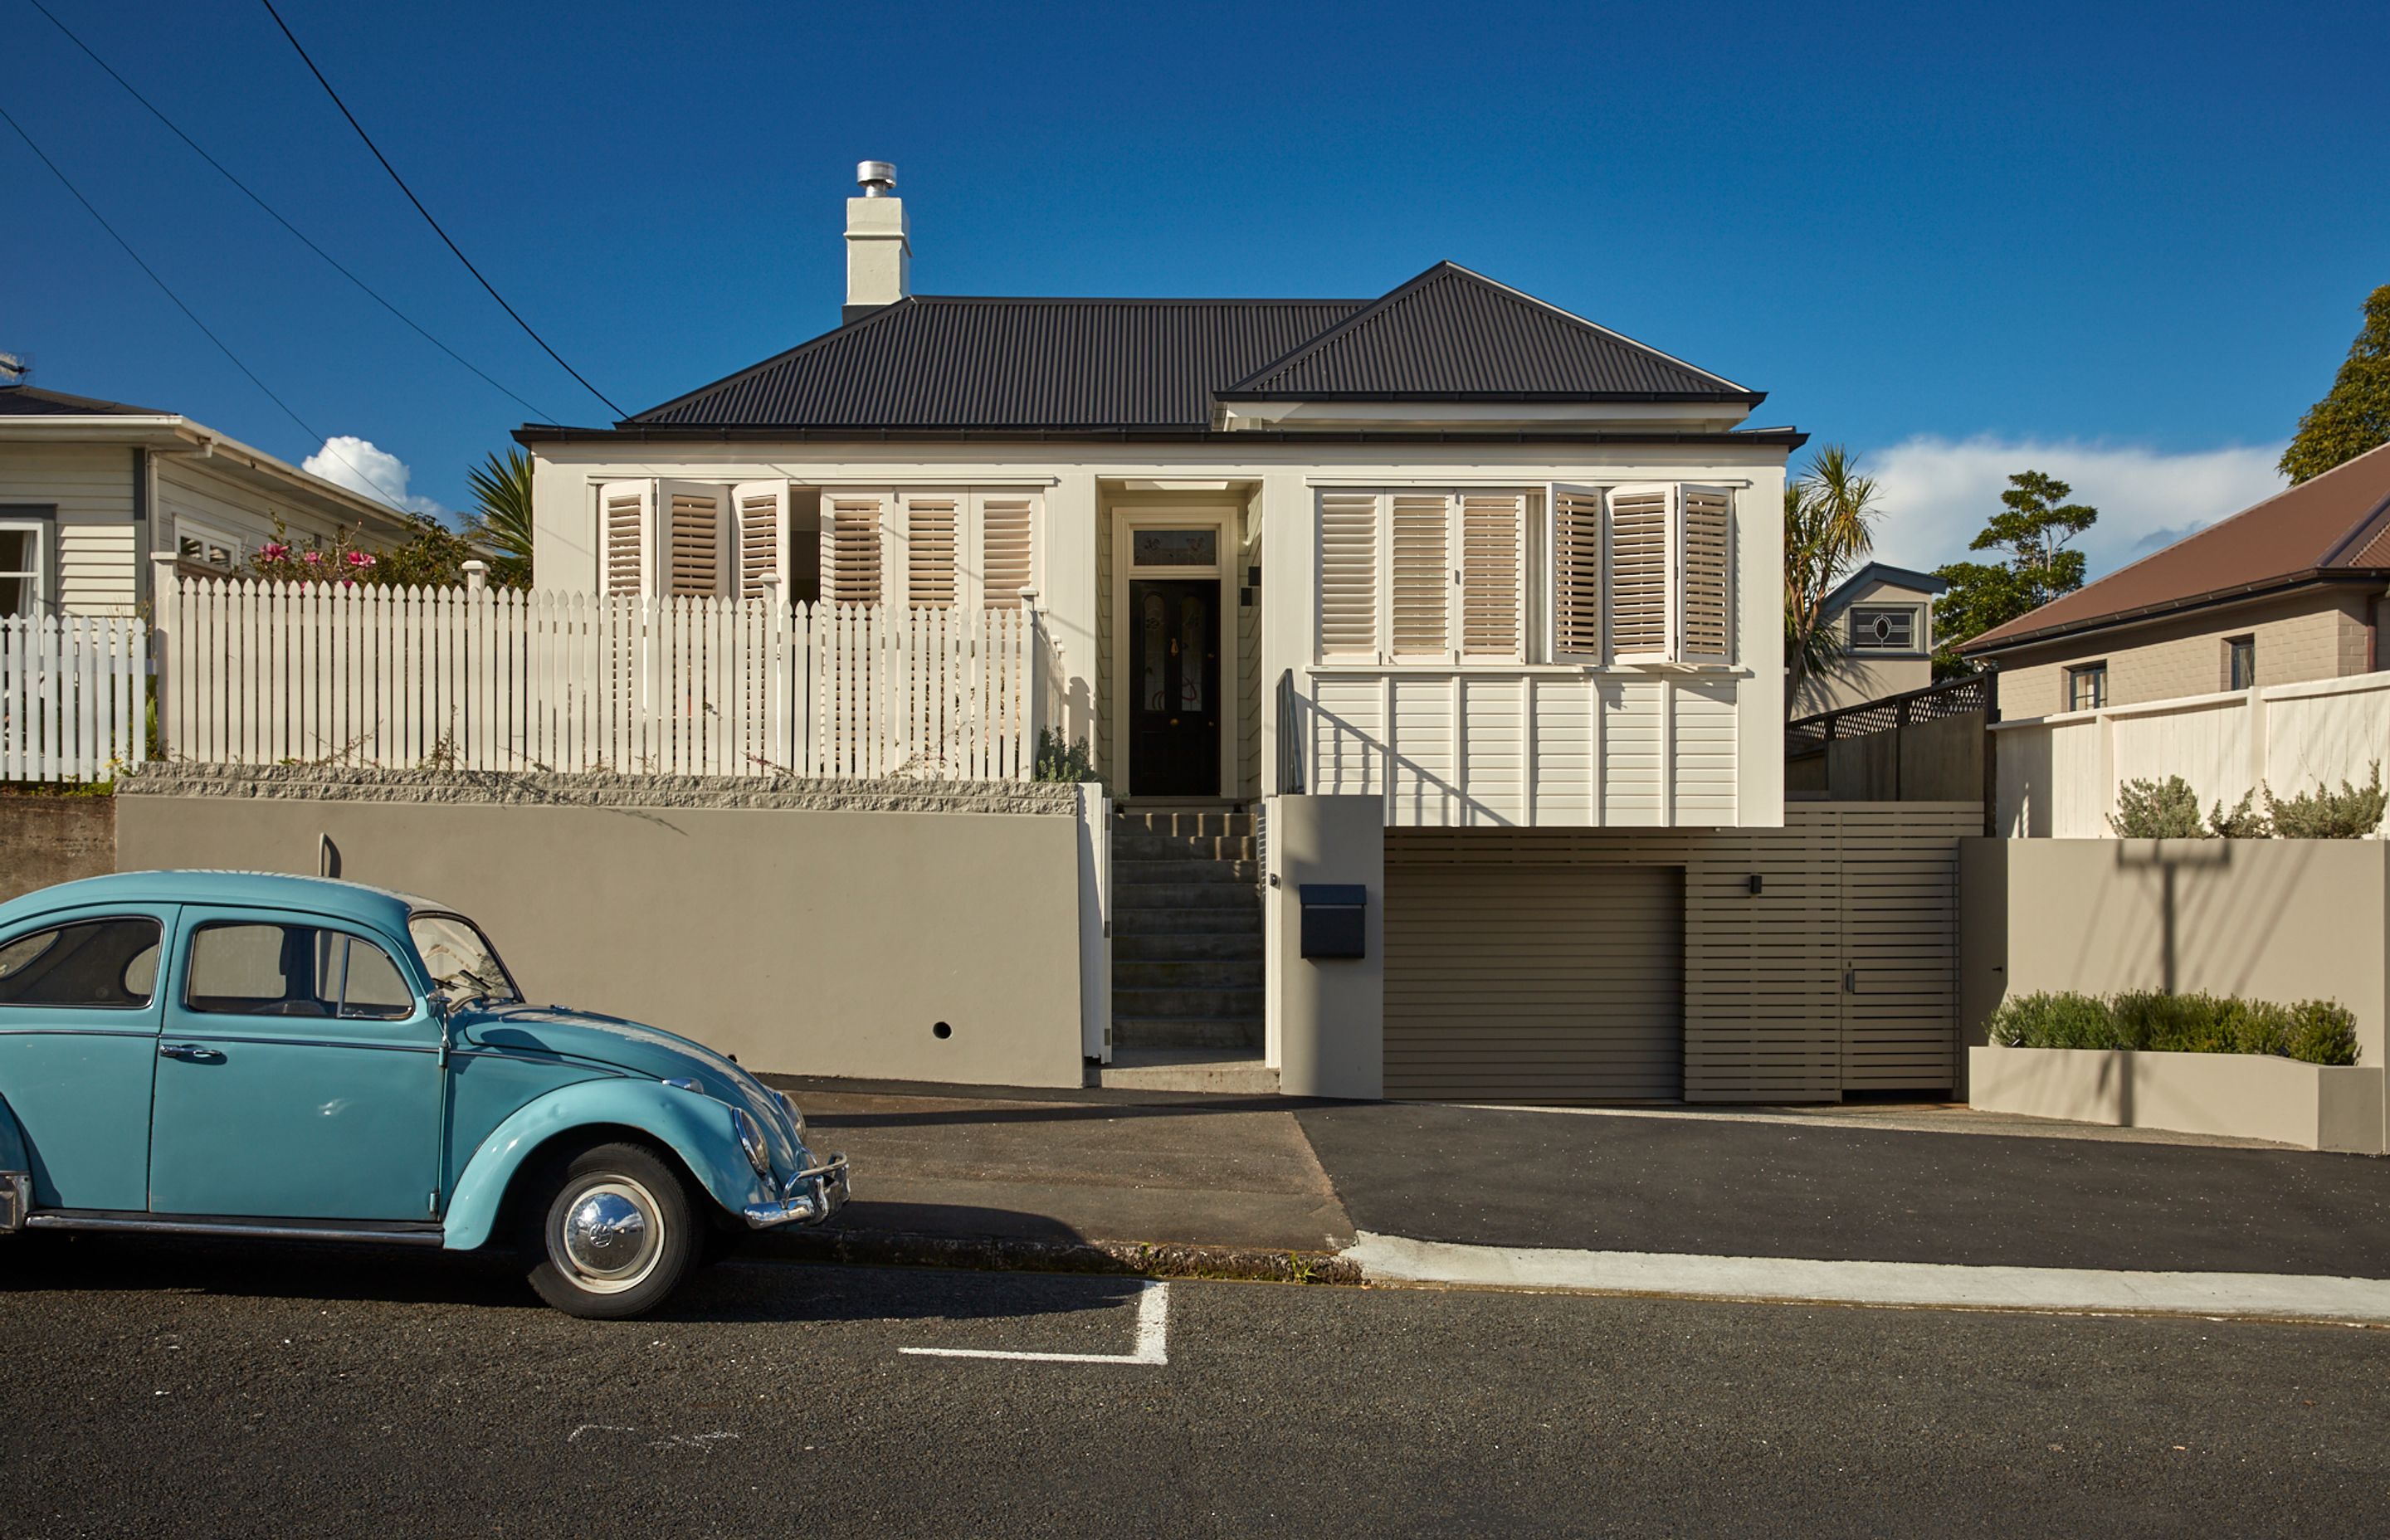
[{"xmin": 742, "ymin": 1154, "xmax": 850, "ymax": 1230}]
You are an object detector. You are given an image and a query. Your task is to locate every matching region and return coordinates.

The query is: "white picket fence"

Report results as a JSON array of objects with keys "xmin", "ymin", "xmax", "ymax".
[
  {"xmin": 0, "ymin": 615, "xmax": 149, "ymax": 782},
  {"xmin": 1993, "ymin": 670, "xmax": 2390, "ymax": 836},
  {"xmin": 157, "ymin": 577, "xmax": 1043, "ymax": 779}
]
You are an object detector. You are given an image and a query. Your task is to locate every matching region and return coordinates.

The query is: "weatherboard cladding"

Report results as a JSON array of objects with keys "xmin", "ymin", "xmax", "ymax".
[{"xmin": 624, "ymin": 264, "xmax": 1758, "ymax": 431}]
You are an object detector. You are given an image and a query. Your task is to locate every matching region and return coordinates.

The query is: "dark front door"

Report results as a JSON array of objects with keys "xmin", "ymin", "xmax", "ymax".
[{"xmin": 1128, "ymin": 579, "xmax": 1221, "ymax": 796}]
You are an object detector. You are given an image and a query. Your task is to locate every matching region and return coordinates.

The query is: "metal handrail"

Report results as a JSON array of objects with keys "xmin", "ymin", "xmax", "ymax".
[{"xmin": 1275, "ymin": 669, "xmax": 1305, "ymax": 794}]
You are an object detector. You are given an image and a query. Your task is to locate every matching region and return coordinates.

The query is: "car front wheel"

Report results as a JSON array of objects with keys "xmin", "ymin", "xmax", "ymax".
[{"xmin": 524, "ymin": 1142, "xmax": 700, "ymax": 1318}]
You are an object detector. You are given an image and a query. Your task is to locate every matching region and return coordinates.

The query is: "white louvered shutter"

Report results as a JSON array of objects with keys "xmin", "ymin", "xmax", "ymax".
[
  {"xmin": 1607, "ymin": 483, "xmax": 1675, "ymax": 660},
  {"xmin": 820, "ymin": 491, "xmax": 887, "ymax": 607},
  {"xmin": 1679, "ymin": 485, "xmax": 1734, "ymax": 664},
  {"xmin": 1317, "ymin": 492, "xmax": 1380, "ymax": 660},
  {"xmin": 976, "ymin": 492, "xmax": 1036, "ymax": 610},
  {"xmin": 901, "ymin": 492, "xmax": 960, "ymax": 607},
  {"xmin": 660, "ymin": 481, "xmax": 730, "ymax": 597},
  {"xmin": 1551, "ymin": 484, "xmax": 1605, "ymax": 660},
  {"xmin": 1390, "ymin": 492, "xmax": 1451, "ymax": 660},
  {"xmin": 598, "ymin": 480, "xmax": 654, "ymax": 596},
  {"xmin": 730, "ymin": 480, "xmax": 791, "ymax": 602},
  {"xmin": 1458, "ymin": 491, "xmax": 1524, "ymax": 660}
]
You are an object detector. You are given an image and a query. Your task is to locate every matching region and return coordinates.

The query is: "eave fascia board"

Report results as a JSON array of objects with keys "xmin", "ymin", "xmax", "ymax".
[{"xmin": 1962, "ymin": 571, "xmax": 2390, "ymax": 658}]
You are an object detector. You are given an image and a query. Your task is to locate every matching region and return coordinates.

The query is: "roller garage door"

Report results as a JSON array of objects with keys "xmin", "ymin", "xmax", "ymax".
[{"xmin": 1383, "ymin": 862, "xmax": 1685, "ymax": 1102}]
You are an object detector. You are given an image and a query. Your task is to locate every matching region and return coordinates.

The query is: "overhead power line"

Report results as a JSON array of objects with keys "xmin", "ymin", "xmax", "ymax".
[
  {"xmin": 22, "ymin": 0, "xmax": 566, "ymax": 426},
  {"xmin": 0, "ymin": 102, "xmax": 422, "ymax": 522},
  {"xmin": 257, "ymin": 0, "xmax": 627, "ymax": 419}
]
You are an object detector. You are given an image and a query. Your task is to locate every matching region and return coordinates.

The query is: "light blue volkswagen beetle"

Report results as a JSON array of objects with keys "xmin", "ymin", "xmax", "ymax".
[{"xmin": 0, "ymin": 871, "xmax": 847, "ymax": 1318}]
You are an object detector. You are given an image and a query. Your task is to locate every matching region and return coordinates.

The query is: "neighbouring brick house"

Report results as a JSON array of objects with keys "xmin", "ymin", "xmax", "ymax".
[{"xmin": 1963, "ymin": 441, "xmax": 2390, "ymax": 714}]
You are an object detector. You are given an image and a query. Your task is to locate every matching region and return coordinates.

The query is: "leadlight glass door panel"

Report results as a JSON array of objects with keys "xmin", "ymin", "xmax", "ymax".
[{"xmin": 1127, "ymin": 579, "xmax": 1220, "ymax": 795}]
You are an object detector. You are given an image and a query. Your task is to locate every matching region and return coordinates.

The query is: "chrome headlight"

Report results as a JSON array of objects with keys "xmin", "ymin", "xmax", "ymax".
[{"xmin": 730, "ymin": 1107, "xmax": 772, "ymax": 1178}]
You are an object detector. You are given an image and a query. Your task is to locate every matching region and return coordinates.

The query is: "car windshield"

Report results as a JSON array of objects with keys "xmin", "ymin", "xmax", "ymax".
[{"xmin": 407, "ymin": 913, "xmax": 522, "ymax": 1005}]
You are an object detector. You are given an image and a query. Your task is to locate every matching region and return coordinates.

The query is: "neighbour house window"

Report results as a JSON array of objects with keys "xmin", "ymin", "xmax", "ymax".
[
  {"xmin": 175, "ymin": 519, "xmax": 241, "ymax": 576},
  {"xmin": 1847, "ymin": 606, "xmax": 1918, "ymax": 652},
  {"xmin": 1314, "ymin": 485, "xmax": 1731, "ymax": 666},
  {"xmin": 596, "ymin": 481, "xmax": 1034, "ymax": 610},
  {"xmin": 2227, "ymin": 636, "xmax": 2256, "ymax": 691},
  {"xmin": 0, "ymin": 918, "xmax": 161, "ymax": 1009},
  {"xmin": 185, "ymin": 922, "xmax": 416, "ymax": 1021},
  {"xmin": 2068, "ymin": 663, "xmax": 2109, "ymax": 711},
  {"xmin": 0, "ymin": 521, "xmax": 42, "ymax": 616}
]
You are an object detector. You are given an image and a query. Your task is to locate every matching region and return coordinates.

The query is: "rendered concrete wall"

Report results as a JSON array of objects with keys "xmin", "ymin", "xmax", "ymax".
[
  {"xmin": 1265, "ymin": 795, "xmax": 1384, "ymax": 1099},
  {"xmin": 1958, "ymin": 836, "xmax": 2390, "ymax": 1128},
  {"xmin": 0, "ymin": 795, "xmax": 115, "ymax": 904},
  {"xmin": 114, "ymin": 771, "xmax": 1086, "ymax": 1088},
  {"xmin": 1969, "ymin": 1045, "xmax": 2386, "ymax": 1153}
]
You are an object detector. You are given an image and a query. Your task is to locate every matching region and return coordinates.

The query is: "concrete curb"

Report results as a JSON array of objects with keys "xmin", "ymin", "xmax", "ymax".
[{"xmin": 750, "ymin": 1226, "xmax": 1363, "ymax": 1285}]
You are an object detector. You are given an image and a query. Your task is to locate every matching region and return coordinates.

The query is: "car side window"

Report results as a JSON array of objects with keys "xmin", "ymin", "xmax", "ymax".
[
  {"xmin": 0, "ymin": 918, "xmax": 162, "ymax": 1009},
  {"xmin": 186, "ymin": 923, "xmax": 417, "ymax": 1021}
]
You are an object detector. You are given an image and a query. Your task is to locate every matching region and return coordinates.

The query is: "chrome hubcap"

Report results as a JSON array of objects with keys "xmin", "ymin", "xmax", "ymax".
[{"xmin": 553, "ymin": 1177, "xmax": 664, "ymax": 1294}]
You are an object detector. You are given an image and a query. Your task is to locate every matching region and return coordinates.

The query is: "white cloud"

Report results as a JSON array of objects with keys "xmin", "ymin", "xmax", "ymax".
[
  {"xmin": 300, "ymin": 436, "xmax": 446, "ymax": 519},
  {"xmin": 1859, "ymin": 436, "xmax": 2289, "ymax": 583}
]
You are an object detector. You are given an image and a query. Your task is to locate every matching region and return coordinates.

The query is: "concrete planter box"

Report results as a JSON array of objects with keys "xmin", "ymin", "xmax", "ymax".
[{"xmin": 1969, "ymin": 1045, "xmax": 2385, "ymax": 1154}]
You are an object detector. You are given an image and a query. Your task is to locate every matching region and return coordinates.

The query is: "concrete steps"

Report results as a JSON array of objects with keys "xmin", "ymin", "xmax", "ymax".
[
  {"xmin": 1110, "ymin": 807, "xmax": 1266, "ymax": 1056},
  {"xmin": 1095, "ymin": 1047, "xmax": 1282, "ymax": 1095}
]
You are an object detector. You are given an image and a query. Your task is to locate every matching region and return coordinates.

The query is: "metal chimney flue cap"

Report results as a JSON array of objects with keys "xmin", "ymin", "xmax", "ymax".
[{"xmin": 856, "ymin": 160, "xmax": 897, "ymax": 196}]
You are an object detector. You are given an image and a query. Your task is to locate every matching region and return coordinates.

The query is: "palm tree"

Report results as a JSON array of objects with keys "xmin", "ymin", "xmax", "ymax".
[
  {"xmin": 465, "ymin": 448, "xmax": 535, "ymax": 582},
  {"xmin": 1783, "ymin": 444, "xmax": 1881, "ymax": 717}
]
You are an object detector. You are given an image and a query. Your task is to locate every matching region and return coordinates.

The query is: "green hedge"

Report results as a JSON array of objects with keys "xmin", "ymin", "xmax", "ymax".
[{"xmin": 1988, "ymin": 991, "xmax": 2360, "ymax": 1066}]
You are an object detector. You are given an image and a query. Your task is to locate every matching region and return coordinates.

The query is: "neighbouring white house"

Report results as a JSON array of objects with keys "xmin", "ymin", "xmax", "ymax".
[
  {"xmin": 1791, "ymin": 562, "xmax": 1949, "ymax": 716},
  {"xmin": 0, "ymin": 382, "xmax": 417, "ymax": 620}
]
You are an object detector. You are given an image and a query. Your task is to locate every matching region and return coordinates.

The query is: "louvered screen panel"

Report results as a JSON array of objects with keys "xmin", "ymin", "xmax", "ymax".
[
  {"xmin": 737, "ymin": 486, "xmax": 781, "ymax": 600},
  {"xmin": 602, "ymin": 489, "xmax": 645, "ymax": 596},
  {"xmin": 1459, "ymin": 493, "xmax": 1522, "ymax": 659},
  {"xmin": 1383, "ymin": 861, "xmax": 1685, "ymax": 1103},
  {"xmin": 1680, "ymin": 488, "xmax": 1732, "ymax": 662},
  {"xmin": 905, "ymin": 495, "xmax": 958, "ymax": 607},
  {"xmin": 1608, "ymin": 488, "xmax": 1672, "ymax": 658},
  {"xmin": 1554, "ymin": 490, "xmax": 1604, "ymax": 658},
  {"xmin": 824, "ymin": 497, "xmax": 883, "ymax": 607},
  {"xmin": 666, "ymin": 491, "xmax": 723, "ymax": 597},
  {"xmin": 980, "ymin": 495, "xmax": 1034, "ymax": 609},
  {"xmin": 1390, "ymin": 493, "xmax": 1451, "ymax": 658},
  {"xmin": 1317, "ymin": 493, "xmax": 1379, "ymax": 658}
]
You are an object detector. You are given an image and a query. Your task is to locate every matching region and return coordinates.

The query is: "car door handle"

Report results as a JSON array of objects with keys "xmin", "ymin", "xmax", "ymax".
[{"xmin": 159, "ymin": 1043, "xmax": 226, "ymax": 1064}]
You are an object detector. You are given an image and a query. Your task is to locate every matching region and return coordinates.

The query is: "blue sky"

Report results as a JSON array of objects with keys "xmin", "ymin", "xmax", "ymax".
[{"xmin": 4, "ymin": 0, "xmax": 2383, "ymax": 573}]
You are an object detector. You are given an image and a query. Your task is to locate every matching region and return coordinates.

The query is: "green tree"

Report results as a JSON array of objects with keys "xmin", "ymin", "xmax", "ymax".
[
  {"xmin": 1782, "ymin": 445, "xmax": 1880, "ymax": 716},
  {"xmin": 1931, "ymin": 470, "xmax": 2099, "ymax": 675},
  {"xmin": 464, "ymin": 448, "xmax": 536, "ymax": 586},
  {"xmin": 2280, "ymin": 285, "xmax": 2390, "ymax": 485}
]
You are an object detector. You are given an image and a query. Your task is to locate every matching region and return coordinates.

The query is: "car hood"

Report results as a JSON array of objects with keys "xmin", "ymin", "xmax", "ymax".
[{"xmin": 456, "ymin": 1003, "xmax": 802, "ymax": 1166}]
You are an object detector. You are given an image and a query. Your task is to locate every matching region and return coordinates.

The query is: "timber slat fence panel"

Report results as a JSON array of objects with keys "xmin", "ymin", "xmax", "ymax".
[
  {"xmin": 156, "ymin": 577, "xmax": 1033, "ymax": 779},
  {"xmin": 1994, "ymin": 670, "xmax": 2390, "ymax": 836},
  {"xmin": 0, "ymin": 614, "xmax": 149, "ymax": 782}
]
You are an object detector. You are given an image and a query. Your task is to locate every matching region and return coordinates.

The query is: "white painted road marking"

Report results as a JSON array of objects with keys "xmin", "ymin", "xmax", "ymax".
[
  {"xmin": 901, "ymin": 1280, "xmax": 1170, "ymax": 1365},
  {"xmin": 1346, "ymin": 1232, "xmax": 2390, "ymax": 1323}
]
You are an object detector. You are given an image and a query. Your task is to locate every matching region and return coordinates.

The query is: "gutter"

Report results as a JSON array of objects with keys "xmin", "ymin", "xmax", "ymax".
[
  {"xmin": 514, "ymin": 424, "xmax": 1811, "ymax": 450},
  {"xmin": 1960, "ymin": 570, "xmax": 2390, "ymax": 659}
]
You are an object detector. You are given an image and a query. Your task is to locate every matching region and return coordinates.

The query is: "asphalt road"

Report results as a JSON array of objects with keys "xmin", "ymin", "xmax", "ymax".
[
  {"xmin": 6, "ymin": 1236, "xmax": 2389, "ymax": 1538},
  {"xmin": 1299, "ymin": 1101, "xmax": 2390, "ymax": 1273}
]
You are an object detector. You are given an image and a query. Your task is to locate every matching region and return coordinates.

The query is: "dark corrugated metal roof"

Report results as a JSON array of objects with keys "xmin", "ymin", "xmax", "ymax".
[
  {"xmin": 1963, "ymin": 440, "xmax": 2390, "ymax": 655},
  {"xmin": 1219, "ymin": 263, "xmax": 1759, "ymax": 403},
  {"xmin": 630, "ymin": 296, "xmax": 1364, "ymax": 429},
  {"xmin": 0, "ymin": 384, "xmax": 168, "ymax": 417},
  {"xmin": 618, "ymin": 262, "xmax": 1765, "ymax": 431}
]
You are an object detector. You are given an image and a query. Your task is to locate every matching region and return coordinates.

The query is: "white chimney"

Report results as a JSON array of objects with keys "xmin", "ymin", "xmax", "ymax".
[{"xmin": 844, "ymin": 160, "xmax": 910, "ymax": 322}]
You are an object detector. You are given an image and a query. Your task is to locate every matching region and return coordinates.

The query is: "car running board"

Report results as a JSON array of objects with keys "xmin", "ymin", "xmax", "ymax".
[{"xmin": 20, "ymin": 1210, "xmax": 446, "ymax": 1246}]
